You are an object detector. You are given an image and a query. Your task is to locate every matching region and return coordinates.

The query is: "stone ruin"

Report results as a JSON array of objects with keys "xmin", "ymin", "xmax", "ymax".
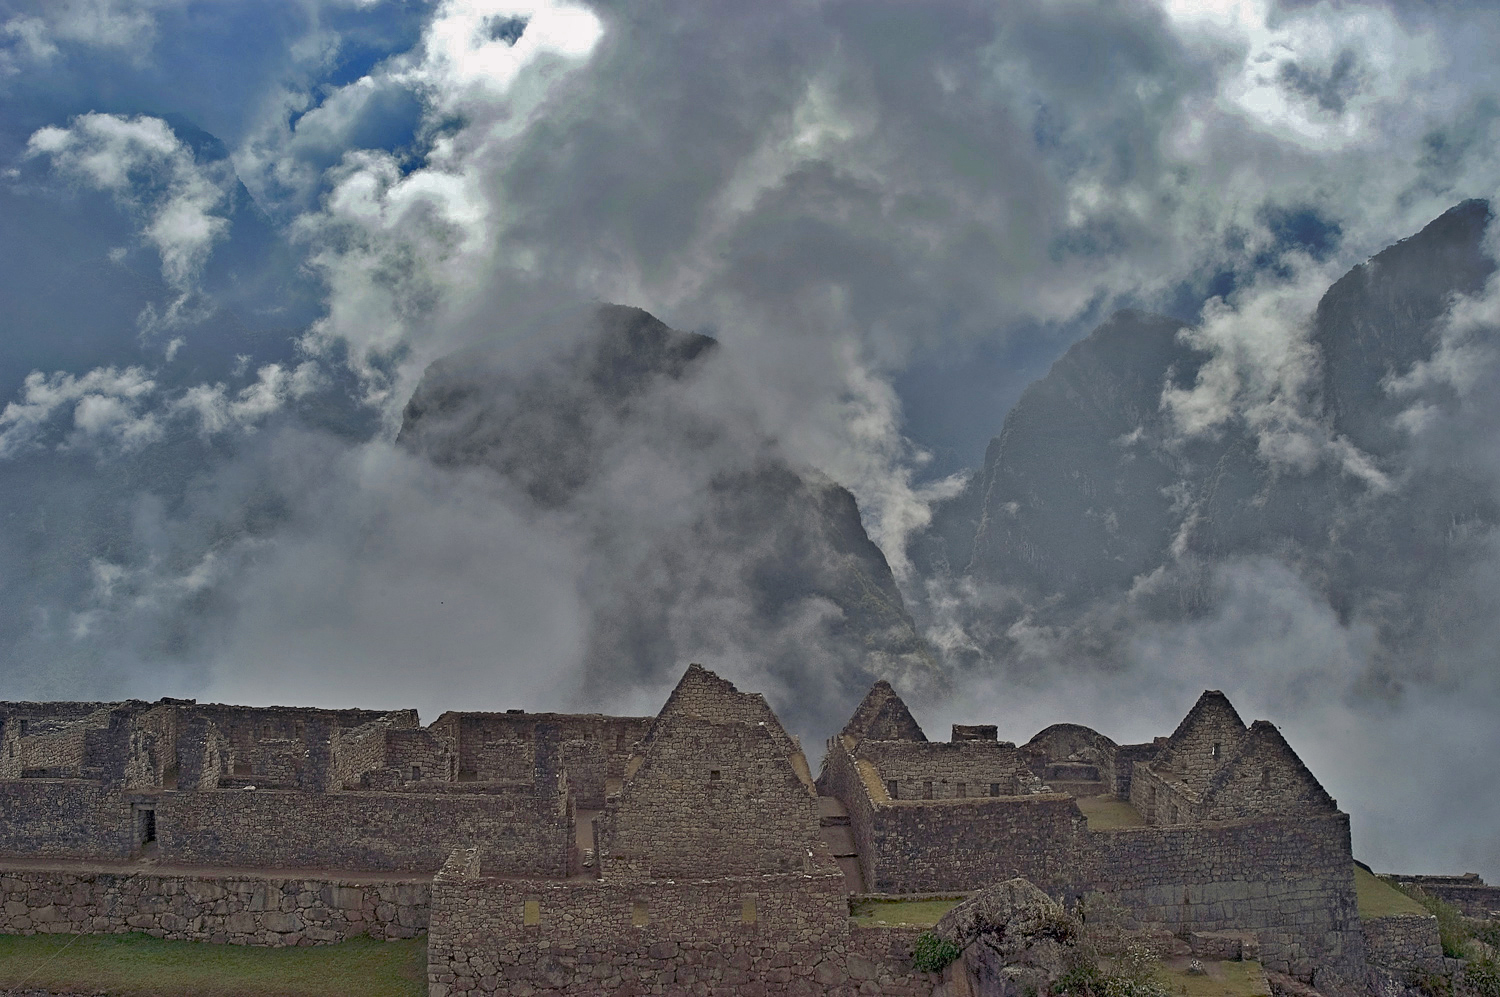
[{"xmin": 0, "ymin": 666, "xmax": 1473, "ymax": 995}]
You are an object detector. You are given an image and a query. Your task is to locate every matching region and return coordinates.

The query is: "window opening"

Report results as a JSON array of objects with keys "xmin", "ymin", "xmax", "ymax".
[
  {"xmin": 411, "ymin": 765, "xmax": 422, "ymax": 781},
  {"xmin": 710, "ymin": 769, "xmax": 722, "ymax": 781},
  {"xmin": 1211, "ymin": 742, "xmax": 1221, "ymax": 760},
  {"xmin": 922, "ymin": 780, "xmax": 934, "ymax": 799},
  {"xmin": 956, "ymin": 782, "xmax": 967, "ymax": 798},
  {"xmin": 887, "ymin": 780, "xmax": 898, "ymax": 800},
  {"xmin": 1261, "ymin": 766, "xmax": 1272, "ymax": 787},
  {"xmin": 989, "ymin": 782, "xmax": 1000, "ymax": 797}
]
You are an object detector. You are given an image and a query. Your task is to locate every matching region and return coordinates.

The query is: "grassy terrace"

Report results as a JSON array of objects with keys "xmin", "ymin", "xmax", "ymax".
[
  {"xmin": 850, "ymin": 897, "xmax": 963, "ymax": 927},
  {"xmin": 1075, "ymin": 795, "xmax": 1147, "ymax": 829},
  {"xmin": 1354, "ymin": 865, "xmax": 1429, "ymax": 919},
  {"xmin": 1155, "ymin": 959, "xmax": 1271, "ymax": 997},
  {"xmin": 0, "ymin": 933, "xmax": 426, "ymax": 997}
]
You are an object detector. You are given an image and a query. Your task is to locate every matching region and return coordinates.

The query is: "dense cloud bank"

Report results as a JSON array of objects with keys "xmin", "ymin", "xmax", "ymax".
[{"xmin": 0, "ymin": 0, "xmax": 1498, "ymax": 877}]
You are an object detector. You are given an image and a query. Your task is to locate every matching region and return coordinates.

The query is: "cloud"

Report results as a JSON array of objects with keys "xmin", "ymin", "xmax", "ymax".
[
  {"xmin": 1, "ymin": 0, "xmax": 157, "ymax": 73},
  {"xmin": 174, "ymin": 362, "xmax": 326, "ymax": 437},
  {"xmin": 0, "ymin": 359, "xmax": 327, "ymax": 457},
  {"xmin": 0, "ymin": 366, "xmax": 160, "ymax": 457},
  {"xmin": 25, "ymin": 113, "xmax": 234, "ymax": 334}
]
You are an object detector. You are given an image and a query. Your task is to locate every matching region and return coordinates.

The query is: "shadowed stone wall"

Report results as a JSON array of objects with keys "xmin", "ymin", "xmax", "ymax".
[
  {"xmin": 153, "ymin": 787, "xmax": 569, "ymax": 876},
  {"xmin": 0, "ymin": 863, "xmax": 429, "ymax": 946}
]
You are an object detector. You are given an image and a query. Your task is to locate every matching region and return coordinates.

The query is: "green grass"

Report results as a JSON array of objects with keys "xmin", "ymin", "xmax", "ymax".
[
  {"xmin": 1355, "ymin": 866, "xmax": 1430, "ymax": 919},
  {"xmin": 0, "ymin": 932, "xmax": 426, "ymax": 997},
  {"xmin": 1076, "ymin": 796, "xmax": 1147, "ymax": 829},
  {"xmin": 850, "ymin": 897, "xmax": 961, "ymax": 927},
  {"xmin": 1155, "ymin": 959, "xmax": 1271, "ymax": 997}
]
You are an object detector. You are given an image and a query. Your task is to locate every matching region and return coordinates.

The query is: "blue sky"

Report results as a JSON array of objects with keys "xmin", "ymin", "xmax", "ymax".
[{"xmin": 2, "ymin": 0, "xmax": 1500, "ymax": 877}]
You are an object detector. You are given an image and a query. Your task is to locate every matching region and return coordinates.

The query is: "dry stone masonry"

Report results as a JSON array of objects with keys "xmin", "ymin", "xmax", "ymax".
[{"xmin": 0, "ymin": 667, "xmax": 1481, "ymax": 995}]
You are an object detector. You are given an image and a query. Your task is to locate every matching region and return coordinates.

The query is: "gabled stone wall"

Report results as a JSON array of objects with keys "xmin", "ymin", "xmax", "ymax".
[
  {"xmin": 597, "ymin": 715, "xmax": 825, "ymax": 881},
  {"xmin": 1200, "ymin": 722, "xmax": 1337, "ymax": 820}
]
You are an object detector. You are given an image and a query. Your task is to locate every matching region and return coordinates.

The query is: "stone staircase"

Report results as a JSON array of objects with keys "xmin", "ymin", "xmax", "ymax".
[{"xmin": 818, "ymin": 796, "xmax": 865, "ymax": 893}]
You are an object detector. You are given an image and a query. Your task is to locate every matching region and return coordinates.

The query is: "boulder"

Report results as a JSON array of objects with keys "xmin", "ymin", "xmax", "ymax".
[{"xmin": 934, "ymin": 878, "xmax": 1077, "ymax": 997}]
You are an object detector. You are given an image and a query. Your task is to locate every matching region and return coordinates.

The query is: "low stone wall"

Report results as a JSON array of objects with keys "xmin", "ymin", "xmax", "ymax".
[
  {"xmin": 427, "ymin": 849, "xmax": 942, "ymax": 996},
  {"xmin": 1408, "ymin": 883, "xmax": 1500, "ymax": 919},
  {"xmin": 1362, "ymin": 914, "xmax": 1444, "ymax": 978},
  {"xmin": 0, "ymin": 863, "xmax": 429, "ymax": 946}
]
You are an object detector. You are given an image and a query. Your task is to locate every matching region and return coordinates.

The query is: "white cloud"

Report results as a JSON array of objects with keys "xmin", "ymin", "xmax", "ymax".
[
  {"xmin": 0, "ymin": 366, "xmax": 160, "ymax": 457},
  {"xmin": 174, "ymin": 361, "xmax": 326, "ymax": 436},
  {"xmin": 1161, "ymin": 262, "xmax": 1392, "ymax": 491},
  {"xmin": 26, "ymin": 113, "xmax": 233, "ymax": 332},
  {"xmin": 1, "ymin": 0, "xmax": 157, "ymax": 73}
]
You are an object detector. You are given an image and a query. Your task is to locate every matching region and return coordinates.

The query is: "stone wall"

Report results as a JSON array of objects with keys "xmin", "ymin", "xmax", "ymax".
[
  {"xmin": 1021, "ymin": 724, "xmax": 1119, "ymax": 797},
  {"xmin": 860, "ymin": 793, "xmax": 1087, "ymax": 894},
  {"xmin": 650, "ymin": 664, "xmax": 800, "ymax": 756},
  {"xmin": 429, "ymin": 712, "xmax": 649, "ymax": 808},
  {"xmin": 1151, "ymin": 692, "xmax": 1248, "ymax": 794},
  {"xmin": 427, "ymin": 849, "xmax": 942, "ymax": 997},
  {"xmin": 0, "ymin": 863, "xmax": 428, "ymax": 946},
  {"xmin": 330, "ymin": 721, "xmax": 391, "ymax": 790},
  {"xmin": 1113, "ymin": 742, "xmax": 1159, "ymax": 799},
  {"xmin": 1086, "ymin": 813, "xmax": 1365, "ymax": 978},
  {"xmin": 152, "ymin": 787, "xmax": 569, "ymax": 876},
  {"xmin": 0, "ymin": 781, "xmax": 136, "ymax": 861},
  {"xmin": 597, "ymin": 715, "xmax": 824, "ymax": 881},
  {"xmin": 125, "ymin": 703, "xmax": 179, "ymax": 790},
  {"xmin": 1393, "ymin": 876, "xmax": 1500, "ymax": 918},
  {"xmin": 855, "ymin": 739, "xmax": 1032, "ymax": 800},
  {"xmin": 1362, "ymin": 914, "xmax": 1444, "ymax": 978},
  {"xmin": 1199, "ymin": 722, "xmax": 1337, "ymax": 820},
  {"xmin": 1130, "ymin": 762, "xmax": 1196, "ymax": 825}
]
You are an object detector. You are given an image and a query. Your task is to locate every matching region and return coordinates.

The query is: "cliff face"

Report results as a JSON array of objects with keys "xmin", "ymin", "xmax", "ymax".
[
  {"xmin": 399, "ymin": 304, "xmax": 933, "ymax": 724},
  {"xmin": 914, "ymin": 200, "xmax": 1498, "ymax": 660}
]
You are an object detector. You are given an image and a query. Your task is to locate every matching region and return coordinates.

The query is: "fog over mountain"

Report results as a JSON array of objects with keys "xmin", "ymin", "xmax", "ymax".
[{"xmin": 1, "ymin": 0, "xmax": 1500, "ymax": 881}]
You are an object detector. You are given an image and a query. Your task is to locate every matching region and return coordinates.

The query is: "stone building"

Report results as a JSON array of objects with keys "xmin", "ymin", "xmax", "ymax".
[{"xmin": 0, "ymin": 670, "xmax": 1459, "ymax": 994}]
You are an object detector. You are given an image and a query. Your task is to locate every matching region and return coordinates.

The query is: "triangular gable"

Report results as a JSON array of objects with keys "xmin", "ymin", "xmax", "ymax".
[
  {"xmin": 841, "ymin": 681, "xmax": 927, "ymax": 742},
  {"xmin": 647, "ymin": 663, "xmax": 797, "ymax": 754},
  {"xmin": 1156, "ymin": 690, "xmax": 1248, "ymax": 793},
  {"xmin": 1200, "ymin": 720, "xmax": 1337, "ymax": 819},
  {"xmin": 1166, "ymin": 691, "xmax": 1246, "ymax": 747}
]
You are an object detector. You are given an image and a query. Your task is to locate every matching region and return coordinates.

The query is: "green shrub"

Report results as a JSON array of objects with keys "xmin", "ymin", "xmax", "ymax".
[
  {"xmin": 1464, "ymin": 959, "xmax": 1500, "ymax": 997},
  {"xmin": 912, "ymin": 931, "xmax": 961, "ymax": 972}
]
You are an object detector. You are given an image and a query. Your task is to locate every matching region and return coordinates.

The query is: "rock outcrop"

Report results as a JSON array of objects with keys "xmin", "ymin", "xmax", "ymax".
[{"xmin": 934, "ymin": 877, "xmax": 1078, "ymax": 997}]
